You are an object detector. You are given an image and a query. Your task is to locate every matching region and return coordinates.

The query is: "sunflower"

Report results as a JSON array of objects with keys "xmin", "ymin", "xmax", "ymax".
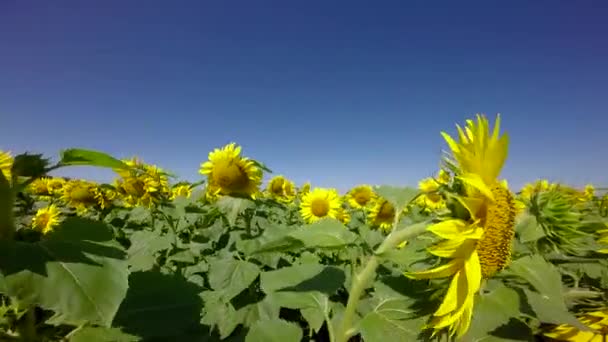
[
  {"xmin": 0, "ymin": 150, "xmax": 13, "ymax": 183},
  {"xmin": 47, "ymin": 177, "xmax": 66, "ymax": 196},
  {"xmin": 170, "ymin": 184, "xmax": 192, "ymax": 200},
  {"xmin": 114, "ymin": 158, "xmax": 171, "ymax": 207},
  {"xmin": 544, "ymin": 309, "xmax": 608, "ymax": 341},
  {"xmin": 407, "ymin": 114, "xmax": 516, "ymax": 338},
  {"xmin": 199, "ymin": 143, "xmax": 262, "ymax": 199},
  {"xmin": 415, "ymin": 171, "xmax": 448, "ymax": 213},
  {"xmin": 299, "ymin": 182, "xmax": 311, "ymax": 198},
  {"xmin": 266, "ymin": 175, "xmax": 296, "ymax": 203},
  {"xmin": 367, "ymin": 198, "xmax": 396, "ymax": 231},
  {"xmin": 29, "ymin": 178, "xmax": 52, "ymax": 198},
  {"xmin": 336, "ymin": 207, "xmax": 351, "ymax": 225},
  {"xmin": 61, "ymin": 179, "xmax": 99, "ymax": 214},
  {"xmin": 346, "ymin": 185, "xmax": 376, "ymax": 209},
  {"xmin": 95, "ymin": 187, "xmax": 117, "ymax": 210},
  {"xmin": 300, "ymin": 188, "xmax": 342, "ymax": 224},
  {"xmin": 32, "ymin": 204, "xmax": 61, "ymax": 234}
]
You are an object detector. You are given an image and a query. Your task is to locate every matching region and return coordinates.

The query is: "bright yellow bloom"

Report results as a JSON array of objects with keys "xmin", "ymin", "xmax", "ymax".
[
  {"xmin": 0, "ymin": 150, "xmax": 13, "ymax": 183},
  {"xmin": 346, "ymin": 185, "xmax": 376, "ymax": 209},
  {"xmin": 29, "ymin": 177, "xmax": 65, "ymax": 200},
  {"xmin": 582, "ymin": 184, "xmax": 595, "ymax": 202},
  {"xmin": 300, "ymin": 188, "xmax": 342, "ymax": 224},
  {"xmin": 266, "ymin": 175, "xmax": 296, "ymax": 203},
  {"xmin": 95, "ymin": 187, "xmax": 117, "ymax": 210},
  {"xmin": 368, "ymin": 198, "xmax": 396, "ymax": 231},
  {"xmin": 298, "ymin": 182, "xmax": 311, "ymax": 198},
  {"xmin": 170, "ymin": 184, "xmax": 192, "ymax": 200},
  {"xmin": 199, "ymin": 143, "xmax": 262, "ymax": 199},
  {"xmin": 61, "ymin": 179, "xmax": 99, "ymax": 214},
  {"xmin": 545, "ymin": 309, "xmax": 608, "ymax": 341},
  {"xmin": 32, "ymin": 204, "xmax": 61, "ymax": 234},
  {"xmin": 114, "ymin": 158, "xmax": 171, "ymax": 207},
  {"xmin": 408, "ymin": 114, "xmax": 516, "ymax": 338},
  {"xmin": 415, "ymin": 172, "xmax": 448, "ymax": 212}
]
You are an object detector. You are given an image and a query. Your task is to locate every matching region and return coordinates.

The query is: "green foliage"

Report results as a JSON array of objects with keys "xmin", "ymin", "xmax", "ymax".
[{"xmin": 59, "ymin": 148, "xmax": 128, "ymax": 169}]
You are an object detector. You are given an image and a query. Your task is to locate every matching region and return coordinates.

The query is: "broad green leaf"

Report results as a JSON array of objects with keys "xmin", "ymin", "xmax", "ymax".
[
  {"xmin": 237, "ymin": 296, "xmax": 281, "ymax": 326},
  {"xmin": 113, "ymin": 271, "xmax": 203, "ymax": 339},
  {"xmin": 358, "ymin": 310, "xmax": 426, "ymax": 342},
  {"xmin": 60, "ymin": 148, "xmax": 128, "ymax": 169},
  {"xmin": 508, "ymin": 256, "xmax": 587, "ymax": 330},
  {"xmin": 200, "ymin": 291, "xmax": 242, "ymax": 339},
  {"xmin": 208, "ymin": 259, "xmax": 260, "ymax": 301},
  {"xmin": 261, "ymin": 264, "xmax": 344, "ymax": 295},
  {"xmin": 68, "ymin": 327, "xmax": 140, "ymax": 342},
  {"xmin": 374, "ymin": 185, "xmax": 419, "ymax": 211},
  {"xmin": 461, "ymin": 284, "xmax": 521, "ymax": 341},
  {"xmin": 516, "ymin": 213, "xmax": 545, "ymax": 243},
  {"xmin": 245, "ymin": 319, "xmax": 303, "ymax": 342},
  {"xmin": 167, "ymin": 249, "xmax": 197, "ymax": 264},
  {"xmin": 126, "ymin": 207, "xmax": 151, "ymax": 225},
  {"xmin": 216, "ymin": 196, "xmax": 255, "ymax": 226},
  {"xmin": 0, "ymin": 218, "xmax": 128, "ymax": 327},
  {"xmin": 289, "ymin": 219, "xmax": 358, "ymax": 249},
  {"xmin": 126, "ymin": 230, "xmax": 172, "ymax": 272}
]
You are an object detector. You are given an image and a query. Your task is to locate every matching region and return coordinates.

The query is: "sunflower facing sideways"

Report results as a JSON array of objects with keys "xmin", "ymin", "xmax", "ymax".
[
  {"xmin": 266, "ymin": 175, "xmax": 296, "ymax": 203},
  {"xmin": 300, "ymin": 187, "xmax": 342, "ymax": 224},
  {"xmin": 406, "ymin": 114, "xmax": 516, "ymax": 338},
  {"xmin": 367, "ymin": 197, "xmax": 396, "ymax": 231},
  {"xmin": 61, "ymin": 179, "xmax": 99, "ymax": 214},
  {"xmin": 199, "ymin": 143, "xmax": 263, "ymax": 200},
  {"xmin": 346, "ymin": 184, "xmax": 377, "ymax": 209}
]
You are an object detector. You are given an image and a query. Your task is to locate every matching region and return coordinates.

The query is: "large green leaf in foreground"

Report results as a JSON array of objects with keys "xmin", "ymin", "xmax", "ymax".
[{"xmin": 0, "ymin": 218, "xmax": 129, "ymax": 327}]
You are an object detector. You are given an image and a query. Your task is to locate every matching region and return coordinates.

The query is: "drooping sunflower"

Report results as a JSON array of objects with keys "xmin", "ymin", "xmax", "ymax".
[
  {"xmin": 300, "ymin": 188, "xmax": 342, "ymax": 224},
  {"xmin": 544, "ymin": 309, "xmax": 608, "ymax": 341},
  {"xmin": 346, "ymin": 185, "xmax": 376, "ymax": 209},
  {"xmin": 114, "ymin": 158, "xmax": 171, "ymax": 208},
  {"xmin": 266, "ymin": 175, "xmax": 296, "ymax": 203},
  {"xmin": 170, "ymin": 184, "xmax": 192, "ymax": 200},
  {"xmin": 0, "ymin": 150, "xmax": 13, "ymax": 183},
  {"xmin": 61, "ymin": 179, "xmax": 99, "ymax": 214},
  {"xmin": 407, "ymin": 114, "xmax": 516, "ymax": 338},
  {"xmin": 367, "ymin": 198, "xmax": 396, "ymax": 231},
  {"xmin": 32, "ymin": 204, "xmax": 61, "ymax": 234},
  {"xmin": 199, "ymin": 143, "xmax": 263, "ymax": 199},
  {"xmin": 415, "ymin": 171, "xmax": 449, "ymax": 213}
]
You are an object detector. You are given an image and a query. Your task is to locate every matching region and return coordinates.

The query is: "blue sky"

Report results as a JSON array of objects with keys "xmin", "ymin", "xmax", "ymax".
[{"xmin": 1, "ymin": 1, "xmax": 607, "ymax": 192}]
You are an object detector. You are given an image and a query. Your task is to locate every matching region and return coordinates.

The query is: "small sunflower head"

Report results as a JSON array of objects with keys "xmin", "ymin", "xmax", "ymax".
[
  {"xmin": 199, "ymin": 143, "xmax": 263, "ymax": 199},
  {"xmin": 298, "ymin": 182, "xmax": 311, "ymax": 198},
  {"xmin": 32, "ymin": 204, "xmax": 62, "ymax": 234},
  {"xmin": 346, "ymin": 185, "xmax": 376, "ymax": 209},
  {"xmin": 170, "ymin": 184, "xmax": 192, "ymax": 200},
  {"xmin": 61, "ymin": 179, "xmax": 99, "ymax": 214},
  {"xmin": 368, "ymin": 198, "xmax": 396, "ymax": 231},
  {"xmin": 114, "ymin": 158, "xmax": 171, "ymax": 207},
  {"xmin": 266, "ymin": 175, "xmax": 296, "ymax": 203},
  {"xmin": 336, "ymin": 207, "xmax": 351, "ymax": 225},
  {"xmin": 300, "ymin": 188, "xmax": 342, "ymax": 224}
]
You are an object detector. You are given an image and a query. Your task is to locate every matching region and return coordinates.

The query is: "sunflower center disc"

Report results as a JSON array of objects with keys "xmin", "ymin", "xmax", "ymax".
[
  {"xmin": 311, "ymin": 198, "xmax": 330, "ymax": 217},
  {"xmin": 213, "ymin": 161, "xmax": 248, "ymax": 191}
]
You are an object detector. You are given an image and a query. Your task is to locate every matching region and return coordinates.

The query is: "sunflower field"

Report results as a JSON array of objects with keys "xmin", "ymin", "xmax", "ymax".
[{"xmin": 1, "ymin": 114, "xmax": 607, "ymax": 342}]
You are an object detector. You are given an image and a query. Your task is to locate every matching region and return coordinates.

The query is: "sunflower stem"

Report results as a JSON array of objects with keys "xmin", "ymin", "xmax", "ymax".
[
  {"xmin": 0, "ymin": 173, "xmax": 15, "ymax": 241},
  {"xmin": 335, "ymin": 220, "xmax": 428, "ymax": 342}
]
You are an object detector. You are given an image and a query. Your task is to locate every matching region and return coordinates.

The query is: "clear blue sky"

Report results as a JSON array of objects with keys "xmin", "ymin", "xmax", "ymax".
[{"xmin": 1, "ymin": 1, "xmax": 607, "ymax": 192}]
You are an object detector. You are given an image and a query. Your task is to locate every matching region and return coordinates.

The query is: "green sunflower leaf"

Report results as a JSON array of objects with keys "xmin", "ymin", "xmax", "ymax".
[
  {"xmin": 67, "ymin": 327, "xmax": 141, "ymax": 342},
  {"xmin": 59, "ymin": 148, "xmax": 128, "ymax": 170},
  {"xmin": 374, "ymin": 185, "xmax": 419, "ymax": 212},
  {"xmin": 126, "ymin": 230, "xmax": 172, "ymax": 272},
  {"xmin": 208, "ymin": 258, "xmax": 260, "ymax": 301},
  {"xmin": 245, "ymin": 319, "xmax": 303, "ymax": 342}
]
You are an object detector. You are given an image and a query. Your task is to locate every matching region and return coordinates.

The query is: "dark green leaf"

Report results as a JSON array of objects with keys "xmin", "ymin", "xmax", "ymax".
[
  {"xmin": 113, "ymin": 271, "xmax": 203, "ymax": 339},
  {"xmin": 289, "ymin": 219, "xmax": 358, "ymax": 249},
  {"xmin": 516, "ymin": 213, "xmax": 545, "ymax": 243},
  {"xmin": 216, "ymin": 196, "xmax": 255, "ymax": 226},
  {"xmin": 261, "ymin": 264, "xmax": 344, "ymax": 295}
]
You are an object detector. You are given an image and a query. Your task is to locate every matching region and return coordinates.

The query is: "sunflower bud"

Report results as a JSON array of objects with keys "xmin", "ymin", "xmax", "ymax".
[{"xmin": 11, "ymin": 153, "xmax": 50, "ymax": 178}]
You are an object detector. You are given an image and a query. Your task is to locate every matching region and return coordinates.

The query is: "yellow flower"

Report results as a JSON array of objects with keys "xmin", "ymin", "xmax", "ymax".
[
  {"xmin": 47, "ymin": 178, "xmax": 66, "ymax": 195},
  {"xmin": 368, "ymin": 198, "xmax": 396, "ymax": 231},
  {"xmin": 298, "ymin": 182, "xmax": 311, "ymax": 198},
  {"xmin": 170, "ymin": 184, "xmax": 192, "ymax": 200},
  {"xmin": 95, "ymin": 187, "xmax": 117, "ymax": 210},
  {"xmin": 544, "ymin": 309, "xmax": 608, "ymax": 341},
  {"xmin": 416, "ymin": 172, "xmax": 447, "ymax": 212},
  {"xmin": 0, "ymin": 150, "xmax": 13, "ymax": 182},
  {"xmin": 199, "ymin": 143, "xmax": 262, "ymax": 199},
  {"xmin": 266, "ymin": 175, "xmax": 296, "ymax": 203},
  {"xmin": 300, "ymin": 188, "xmax": 342, "ymax": 224},
  {"xmin": 32, "ymin": 204, "xmax": 61, "ymax": 234},
  {"xmin": 346, "ymin": 185, "xmax": 376, "ymax": 209},
  {"xmin": 336, "ymin": 207, "xmax": 351, "ymax": 225},
  {"xmin": 61, "ymin": 179, "xmax": 99, "ymax": 214},
  {"xmin": 114, "ymin": 158, "xmax": 171, "ymax": 207},
  {"xmin": 28, "ymin": 177, "xmax": 65, "ymax": 200},
  {"xmin": 408, "ymin": 114, "xmax": 516, "ymax": 338}
]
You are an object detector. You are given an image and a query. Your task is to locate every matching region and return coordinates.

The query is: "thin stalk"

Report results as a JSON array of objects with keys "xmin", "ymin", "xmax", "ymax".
[
  {"xmin": 335, "ymin": 220, "xmax": 428, "ymax": 342},
  {"xmin": 0, "ymin": 179, "xmax": 15, "ymax": 240}
]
